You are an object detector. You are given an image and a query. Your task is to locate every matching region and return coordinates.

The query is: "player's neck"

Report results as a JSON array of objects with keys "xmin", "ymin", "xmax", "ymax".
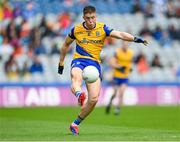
[
  {"xmin": 83, "ymin": 22, "xmax": 96, "ymax": 30},
  {"xmin": 122, "ymin": 48, "xmax": 127, "ymax": 52}
]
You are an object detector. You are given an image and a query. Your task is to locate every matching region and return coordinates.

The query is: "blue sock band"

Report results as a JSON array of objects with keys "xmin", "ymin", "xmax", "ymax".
[
  {"xmin": 73, "ymin": 115, "xmax": 84, "ymax": 125},
  {"xmin": 75, "ymin": 91, "xmax": 81, "ymax": 98}
]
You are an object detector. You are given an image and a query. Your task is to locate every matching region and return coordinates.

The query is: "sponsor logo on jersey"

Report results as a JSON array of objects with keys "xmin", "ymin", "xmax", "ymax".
[{"xmin": 80, "ymin": 38, "xmax": 102, "ymax": 44}]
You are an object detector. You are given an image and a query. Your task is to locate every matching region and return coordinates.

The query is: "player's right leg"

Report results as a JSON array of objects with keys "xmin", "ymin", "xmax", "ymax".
[
  {"xmin": 71, "ymin": 67, "xmax": 86, "ymax": 107},
  {"xmin": 70, "ymin": 64, "xmax": 87, "ymax": 135},
  {"xmin": 105, "ymin": 86, "xmax": 117, "ymax": 114},
  {"xmin": 114, "ymin": 83, "xmax": 127, "ymax": 115}
]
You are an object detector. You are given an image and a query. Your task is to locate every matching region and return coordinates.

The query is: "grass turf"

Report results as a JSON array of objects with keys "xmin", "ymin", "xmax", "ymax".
[{"xmin": 0, "ymin": 106, "xmax": 180, "ymax": 141}]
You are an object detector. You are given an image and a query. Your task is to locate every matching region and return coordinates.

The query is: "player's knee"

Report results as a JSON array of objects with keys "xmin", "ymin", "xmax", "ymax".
[
  {"xmin": 71, "ymin": 75, "xmax": 82, "ymax": 86},
  {"xmin": 72, "ymin": 75, "xmax": 81, "ymax": 82},
  {"xmin": 89, "ymin": 96, "xmax": 98, "ymax": 105},
  {"xmin": 72, "ymin": 73, "xmax": 82, "ymax": 83}
]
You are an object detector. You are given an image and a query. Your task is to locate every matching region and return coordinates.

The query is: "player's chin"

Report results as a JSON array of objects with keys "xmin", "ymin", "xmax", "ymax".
[{"xmin": 89, "ymin": 23, "xmax": 95, "ymax": 27}]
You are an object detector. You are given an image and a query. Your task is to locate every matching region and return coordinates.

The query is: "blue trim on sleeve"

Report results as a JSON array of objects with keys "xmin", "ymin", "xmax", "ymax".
[
  {"xmin": 76, "ymin": 44, "xmax": 94, "ymax": 58},
  {"xmin": 103, "ymin": 25, "xmax": 113, "ymax": 36},
  {"xmin": 68, "ymin": 27, "xmax": 76, "ymax": 39}
]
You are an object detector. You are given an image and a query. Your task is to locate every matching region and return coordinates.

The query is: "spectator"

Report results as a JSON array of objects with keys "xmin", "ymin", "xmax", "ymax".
[
  {"xmin": 0, "ymin": 5, "xmax": 3, "ymax": 21},
  {"xmin": 2, "ymin": 1, "xmax": 13, "ymax": 20},
  {"xmin": 135, "ymin": 52, "xmax": 149, "ymax": 74},
  {"xmin": 63, "ymin": 0, "xmax": 74, "ymax": 8},
  {"xmin": 152, "ymin": 26, "xmax": 163, "ymax": 41},
  {"xmin": 176, "ymin": 0, "xmax": 180, "ymax": 17},
  {"xmin": 166, "ymin": 0, "xmax": 176, "ymax": 18},
  {"xmin": 22, "ymin": 1, "xmax": 37, "ymax": 20},
  {"xmin": 29, "ymin": 27, "xmax": 46, "ymax": 55},
  {"xmin": 34, "ymin": 42, "xmax": 46, "ymax": 55},
  {"xmin": 39, "ymin": 16, "xmax": 53, "ymax": 38},
  {"xmin": 131, "ymin": 0, "xmax": 142, "ymax": 14},
  {"xmin": 144, "ymin": 1, "xmax": 154, "ymax": 18},
  {"xmin": 58, "ymin": 12, "xmax": 72, "ymax": 36},
  {"xmin": 4, "ymin": 55, "xmax": 19, "ymax": 79},
  {"xmin": 151, "ymin": 54, "xmax": 163, "ymax": 68},
  {"xmin": 20, "ymin": 61, "xmax": 30, "ymax": 78},
  {"xmin": 151, "ymin": 0, "xmax": 167, "ymax": 17},
  {"xmin": 51, "ymin": 43, "xmax": 60, "ymax": 55},
  {"xmin": 29, "ymin": 56, "xmax": 44, "ymax": 74},
  {"xmin": 168, "ymin": 24, "xmax": 180, "ymax": 41},
  {"xmin": 0, "ymin": 29, "xmax": 3, "ymax": 45},
  {"xmin": 13, "ymin": 6, "xmax": 22, "ymax": 18},
  {"xmin": 58, "ymin": 12, "xmax": 72, "ymax": 30},
  {"xmin": 104, "ymin": 37, "xmax": 116, "ymax": 46},
  {"xmin": 6, "ymin": 20, "xmax": 18, "ymax": 42},
  {"xmin": 159, "ymin": 31, "xmax": 172, "ymax": 48},
  {"xmin": 0, "ymin": 27, "xmax": 14, "ymax": 56},
  {"xmin": 20, "ymin": 19, "xmax": 31, "ymax": 38},
  {"xmin": 139, "ymin": 22, "xmax": 152, "ymax": 37}
]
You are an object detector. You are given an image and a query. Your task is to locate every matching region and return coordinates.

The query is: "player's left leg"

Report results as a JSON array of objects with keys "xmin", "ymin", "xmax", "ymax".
[
  {"xmin": 114, "ymin": 83, "xmax": 127, "ymax": 115},
  {"xmin": 79, "ymin": 78, "xmax": 101, "ymax": 118}
]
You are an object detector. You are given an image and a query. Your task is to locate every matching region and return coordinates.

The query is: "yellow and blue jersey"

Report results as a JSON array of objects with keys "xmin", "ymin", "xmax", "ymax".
[
  {"xmin": 69, "ymin": 22, "xmax": 113, "ymax": 63},
  {"xmin": 113, "ymin": 48, "xmax": 134, "ymax": 79}
]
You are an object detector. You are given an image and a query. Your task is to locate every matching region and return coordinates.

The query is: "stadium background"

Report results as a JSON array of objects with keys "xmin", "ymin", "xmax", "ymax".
[{"xmin": 0, "ymin": 0, "xmax": 180, "ymax": 141}]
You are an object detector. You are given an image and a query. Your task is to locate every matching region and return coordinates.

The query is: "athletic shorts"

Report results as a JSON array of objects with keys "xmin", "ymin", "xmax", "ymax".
[
  {"xmin": 113, "ymin": 77, "xmax": 129, "ymax": 85},
  {"xmin": 71, "ymin": 58, "xmax": 102, "ymax": 80}
]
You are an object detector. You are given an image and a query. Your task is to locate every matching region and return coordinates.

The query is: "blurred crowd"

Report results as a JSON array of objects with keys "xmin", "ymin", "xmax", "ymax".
[
  {"xmin": 0, "ymin": 0, "xmax": 180, "ymax": 82},
  {"xmin": 0, "ymin": 0, "xmax": 75, "ymax": 81}
]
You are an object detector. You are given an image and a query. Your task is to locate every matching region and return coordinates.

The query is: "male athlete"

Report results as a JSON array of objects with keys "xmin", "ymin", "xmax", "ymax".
[
  {"xmin": 106, "ymin": 41, "xmax": 134, "ymax": 115},
  {"xmin": 58, "ymin": 5, "xmax": 148, "ymax": 135}
]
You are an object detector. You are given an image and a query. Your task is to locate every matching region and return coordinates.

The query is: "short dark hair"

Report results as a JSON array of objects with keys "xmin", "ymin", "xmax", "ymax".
[{"xmin": 83, "ymin": 5, "xmax": 96, "ymax": 15}]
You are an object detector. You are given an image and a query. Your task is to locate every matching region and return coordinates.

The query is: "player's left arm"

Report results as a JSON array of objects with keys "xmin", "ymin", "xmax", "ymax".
[{"xmin": 110, "ymin": 30, "xmax": 148, "ymax": 46}]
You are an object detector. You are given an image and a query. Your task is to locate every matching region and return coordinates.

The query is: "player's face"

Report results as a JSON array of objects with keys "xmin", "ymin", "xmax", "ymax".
[{"xmin": 83, "ymin": 12, "xmax": 96, "ymax": 29}]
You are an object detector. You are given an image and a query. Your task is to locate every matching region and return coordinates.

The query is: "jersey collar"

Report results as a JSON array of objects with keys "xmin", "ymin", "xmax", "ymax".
[{"xmin": 83, "ymin": 22, "xmax": 96, "ymax": 30}]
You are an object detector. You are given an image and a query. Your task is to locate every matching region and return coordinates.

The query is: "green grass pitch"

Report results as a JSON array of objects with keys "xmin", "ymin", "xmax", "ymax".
[{"xmin": 0, "ymin": 106, "xmax": 180, "ymax": 141}]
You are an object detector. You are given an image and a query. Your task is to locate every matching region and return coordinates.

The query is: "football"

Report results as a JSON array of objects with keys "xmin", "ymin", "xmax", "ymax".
[{"xmin": 82, "ymin": 66, "xmax": 99, "ymax": 83}]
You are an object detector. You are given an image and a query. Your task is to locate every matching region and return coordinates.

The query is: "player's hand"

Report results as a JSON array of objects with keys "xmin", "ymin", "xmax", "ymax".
[
  {"xmin": 130, "ymin": 68, "xmax": 133, "ymax": 72},
  {"xmin": 116, "ymin": 66, "xmax": 126, "ymax": 73},
  {"xmin": 58, "ymin": 63, "xmax": 64, "ymax": 74},
  {"xmin": 134, "ymin": 37, "xmax": 148, "ymax": 46}
]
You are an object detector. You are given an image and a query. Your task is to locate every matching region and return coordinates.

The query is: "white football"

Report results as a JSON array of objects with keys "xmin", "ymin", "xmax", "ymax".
[{"xmin": 82, "ymin": 66, "xmax": 99, "ymax": 83}]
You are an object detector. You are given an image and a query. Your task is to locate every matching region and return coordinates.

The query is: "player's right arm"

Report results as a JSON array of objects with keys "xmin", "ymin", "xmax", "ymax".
[
  {"xmin": 109, "ymin": 56, "xmax": 119, "ymax": 68},
  {"xmin": 109, "ymin": 50, "xmax": 127, "ymax": 73},
  {"xmin": 58, "ymin": 36, "xmax": 74, "ymax": 74}
]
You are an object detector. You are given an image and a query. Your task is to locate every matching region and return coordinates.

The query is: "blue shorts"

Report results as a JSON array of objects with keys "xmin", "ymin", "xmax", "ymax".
[
  {"xmin": 71, "ymin": 58, "xmax": 102, "ymax": 79},
  {"xmin": 113, "ymin": 77, "xmax": 129, "ymax": 85}
]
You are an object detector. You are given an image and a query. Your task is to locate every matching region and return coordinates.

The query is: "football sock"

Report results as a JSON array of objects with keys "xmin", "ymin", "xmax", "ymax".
[
  {"xmin": 75, "ymin": 91, "xmax": 82, "ymax": 98},
  {"xmin": 114, "ymin": 107, "xmax": 120, "ymax": 115},
  {"xmin": 73, "ymin": 115, "xmax": 84, "ymax": 125}
]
